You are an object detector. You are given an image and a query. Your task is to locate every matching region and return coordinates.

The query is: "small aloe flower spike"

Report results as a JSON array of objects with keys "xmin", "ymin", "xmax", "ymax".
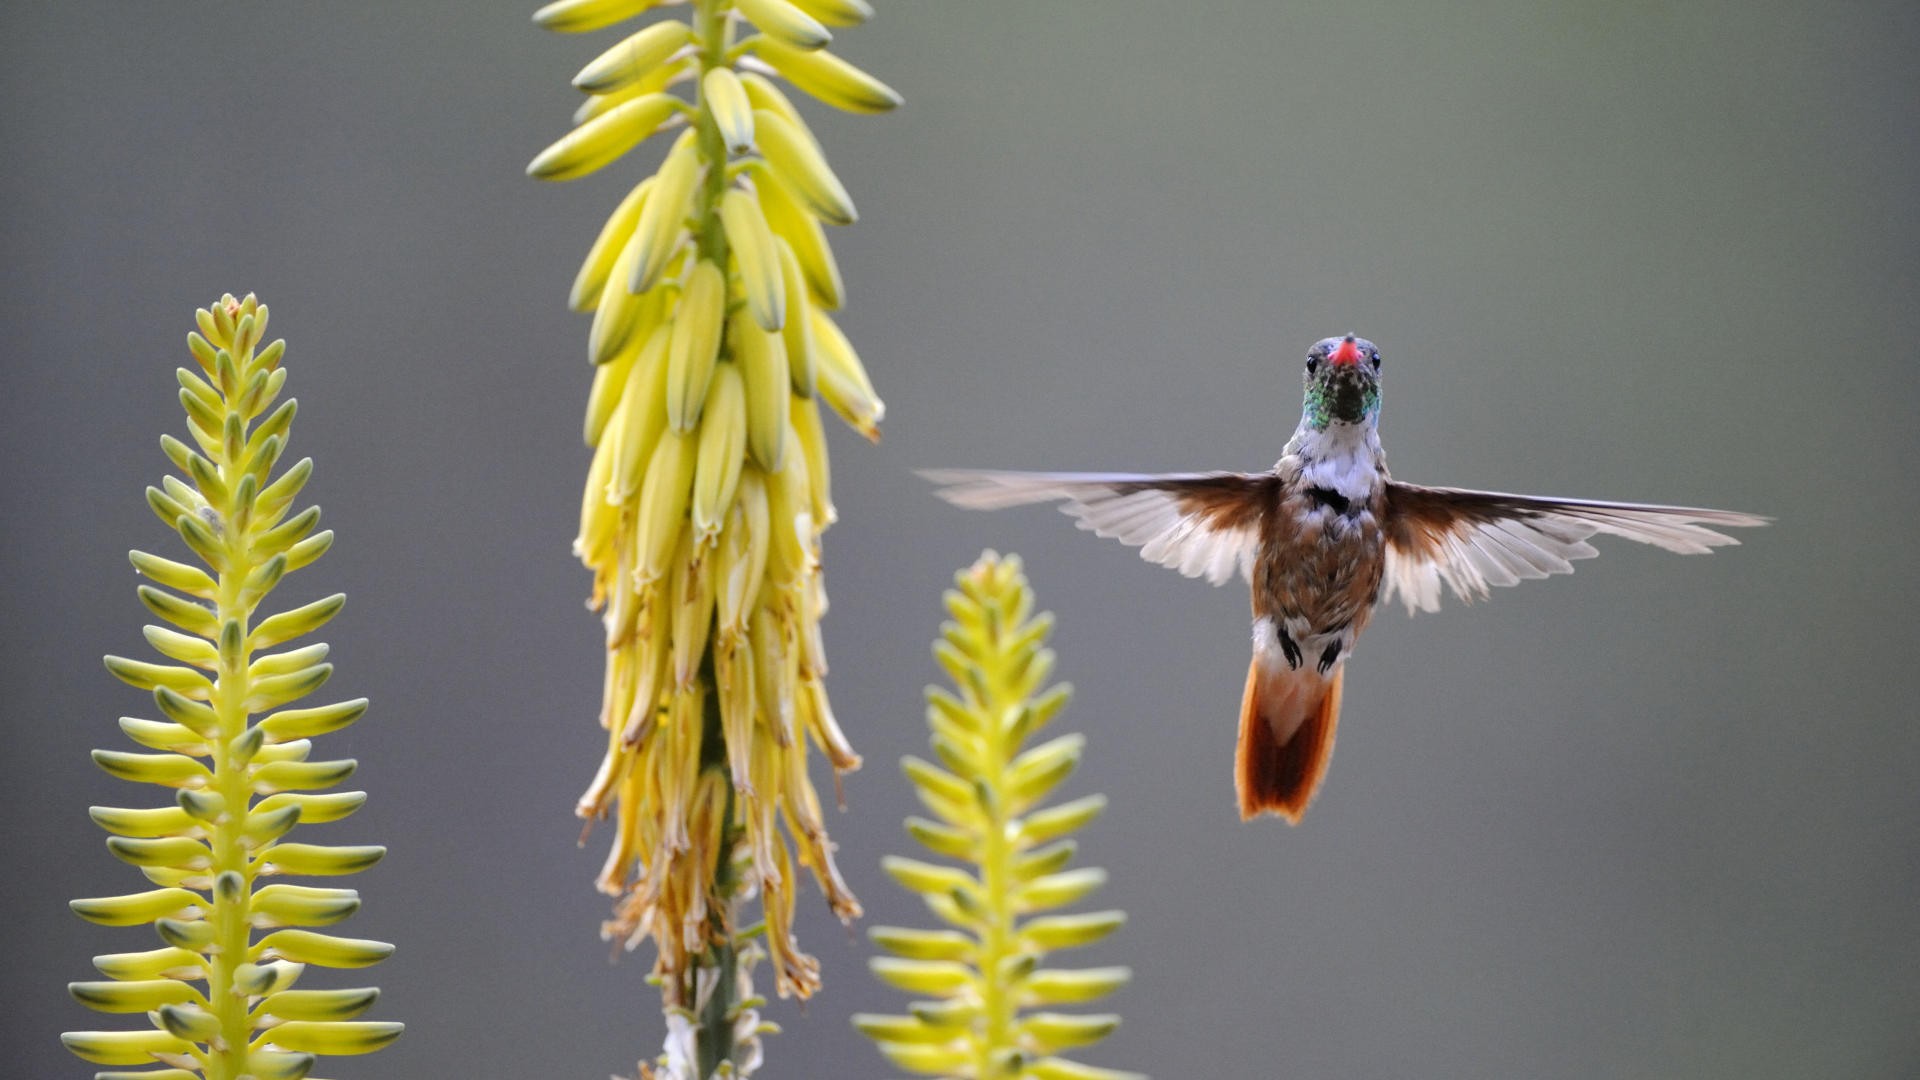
[
  {"xmin": 856, "ymin": 552, "xmax": 1145, "ymax": 1080},
  {"xmin": 64, "ymin": 294, "xmax": 400, "ymax": 1080},
  {"xmin": 529, "ymin": 0, "xmax": 896, "ymax": 1076}
]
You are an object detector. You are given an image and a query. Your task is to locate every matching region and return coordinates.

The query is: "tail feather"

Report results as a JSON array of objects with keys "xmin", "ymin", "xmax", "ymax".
[{"xmin": 1236, "ymin": 658, "xmax": 1343, "ymax": 822}]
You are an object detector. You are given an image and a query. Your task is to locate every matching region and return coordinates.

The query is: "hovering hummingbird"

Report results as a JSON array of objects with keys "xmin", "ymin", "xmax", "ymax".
[{"xmin": 924, "ymin": 335, "xmax": 1766, "ymax": 823}]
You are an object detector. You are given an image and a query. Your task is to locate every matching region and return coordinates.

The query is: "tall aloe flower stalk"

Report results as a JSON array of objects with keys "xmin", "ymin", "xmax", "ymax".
[
  {"xmin": 63, "ymin": 295, "xmax": 400, "ymax": 1080},
  {"xmin": 528, "ymin": 0, "xmax": 897, "ymax": 1073},
  {"xmin": 857, "ymin": 553, "xmax": 1142, "ymax": 1080}
]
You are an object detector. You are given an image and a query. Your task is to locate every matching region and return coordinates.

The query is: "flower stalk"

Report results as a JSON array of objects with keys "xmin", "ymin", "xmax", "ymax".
[
  {"xmin": 857, "ymin": 553, "xmax": 1143, "ymax": 1080},
  {"xmin": 530, "ymin": 0, "xmax": 897, "ymax": 1073},
  {"xmin": 64, "ymin": 294, "xmax": 400, "ymax": 1080}
]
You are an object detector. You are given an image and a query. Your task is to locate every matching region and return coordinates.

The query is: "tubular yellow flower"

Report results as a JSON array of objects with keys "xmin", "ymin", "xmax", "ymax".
[
  {"xmin": 856, "ymin": 553, "xmax": 1141, "ymax": 1080},
  {"xmin": 531, "ymin": 1, "xmax": 895, "ymax": 1075},
  {"xmin": 65, "ymin": 295, "xmax": 400, "ymax": 1079}
]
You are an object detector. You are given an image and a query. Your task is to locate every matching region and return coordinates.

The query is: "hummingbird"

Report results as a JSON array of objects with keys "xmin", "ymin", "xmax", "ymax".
[{"xmin": 924, "ymin": 335, "xmax": 1767, "ymax": 823}]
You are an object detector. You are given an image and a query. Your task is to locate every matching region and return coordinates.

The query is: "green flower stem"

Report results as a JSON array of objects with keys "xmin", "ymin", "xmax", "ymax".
[
  {"xmin": 692, "ymin": 0, "xmax": 735, "ymax": 268},
  {"xmin": 975, "ymin": 663, "xmax": 1017, "ymax": 1076},
  {"xmin": 694, "ymin": 675, "xmax": 743, "ymax": 1080},
  {"xmin": 207, "ymin": 414, "xmax": 259, "ymax": 1078}
]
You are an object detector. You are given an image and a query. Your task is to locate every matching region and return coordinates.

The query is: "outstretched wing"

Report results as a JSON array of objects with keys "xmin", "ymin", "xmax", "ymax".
[
  {"xmin": 922, "ymin": 469, "xmax": 1277, "ymax": 586},
  {"xmin": 1381, "ymin": 482, "xmax": 1769, "ymax": 614}
]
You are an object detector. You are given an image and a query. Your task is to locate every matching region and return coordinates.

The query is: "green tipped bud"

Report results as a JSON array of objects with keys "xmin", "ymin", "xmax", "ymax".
[
  {"xmin": 59, "ymin": 1029, "xmax": 195, "ymax": 1067},
  {"xmin": 88, "ymin": 805, "xmax": 199, "ymax": 839},
  {"xmin": 1020, "ymin": 910, "xmax": 1126, "ymax": 951},
  {"xmin": 754, "ymin": 109, "xmax": 857, "ymax": 225},
  {"xmin": 867, "ymin": 957, "xmax": 972, "ymax": 995},
  {"xmin": 70, "ymin": 888, "xmax": 204, "ymax": 927},
  {"xmin": 258, "ymin": 986, "xmax": 380, "ymax": 1022},
  {"xmin": 254, "ymin": 929, "xmax": 394, "ymax": 968},
  {"xmin": 1016, "ymin": 868, "xmax": 1107, "ymax": 913},
  {"xmin": 129, "ymin": 549, "xmax": 215, "ymax": 598},
  {"xmin": 704, "ymin": 67, "xmax": 756, "ymax": 155},
  {"xmin": 249, "ymin": 593, "xmax": 344, "ymax": 650},
  {"xmin": 528, "ymin": 92, "xmax": 682, "ymax": 181},
  {"xmin": 243, "ymin": 1050, "xmax": 319, "ymax": 1080},
  {"xmin": 258, "ymin": 697, "xmax": 368, "ymax": 740},
  {"xmin": 754, "ymin": 36, "xmax": 901, "ymax": 114},
  {"xmin": 253, "ymin": 790, "xmax": 368, "ymax": 824},
  {"xmin": 572, "ymin": 21, "xmax": 691, "ymax": 94},
  {"xmin": 868, "ymin": 925, "xmax": 973, "ymax": 962},
  {"xmin": 256, "ymin": 842, "xmax": 385, "ymax": 877},
  {"xmin": 533, "ymin": 0, "xmax": 663, "ymax": 34},
  {"xmin": 881, "ymin": 855, "xmax": 977, "ymax": 898},
  {"xmin": 1023, "ymin": 966, "xmax": 1132, "ymax": 1006},
  {"xmin": 250, "ymin": 885, "xmax": 362, "ymax": 928},
  {"xmin": 258, "ymin": 1020, "xmax": 405, "ymax": 1056},
  {"xmin": 91, "ymin": 749, "xmax": 211, "ymax": 789},
  {"xmin": 68, "ymin": 977, "xmax": 201, "ymax": 1014}
]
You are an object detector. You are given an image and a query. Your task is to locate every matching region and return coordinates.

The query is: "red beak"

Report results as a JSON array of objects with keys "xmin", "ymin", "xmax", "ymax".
[{"xmin": 1328, "ymin": 338, "xmax": 1364, "ymax": 367}]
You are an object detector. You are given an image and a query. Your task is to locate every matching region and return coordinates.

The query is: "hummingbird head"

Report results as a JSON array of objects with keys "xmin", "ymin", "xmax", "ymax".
[{"xmin": 1301, "ymin": 334, "xmax": 1382, "ymax": 429}]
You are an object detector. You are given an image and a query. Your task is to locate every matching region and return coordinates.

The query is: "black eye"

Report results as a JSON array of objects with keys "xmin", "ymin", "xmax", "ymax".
[
  {"xmin": 1369, "ymin": 351, "xmax": 1381, "ymax": 369},
  {"xmin": 1306, "ymin": 356, "xmax": 1320, "ymax": 374}
]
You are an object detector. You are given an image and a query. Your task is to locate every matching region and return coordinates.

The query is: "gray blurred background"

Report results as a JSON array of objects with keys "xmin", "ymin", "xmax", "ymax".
[{"xmin": 4, "ymin": 2, "xmax": 1917, "ymax": 1077}]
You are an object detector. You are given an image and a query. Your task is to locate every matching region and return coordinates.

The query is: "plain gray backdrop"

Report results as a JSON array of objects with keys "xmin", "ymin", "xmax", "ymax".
[{"xmin": 4, "ymin": 2, "xmax": 1917, "ymax": 1077}]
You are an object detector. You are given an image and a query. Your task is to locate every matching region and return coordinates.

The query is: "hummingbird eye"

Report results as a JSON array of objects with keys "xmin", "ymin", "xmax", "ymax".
[
  {"xmin": 1306, "ymin": 356, "xmax": 1320, "ymax": 374},
  {"xmin": 1369, "ymin": 350, "xmax": 1381, "ymax": 369}
]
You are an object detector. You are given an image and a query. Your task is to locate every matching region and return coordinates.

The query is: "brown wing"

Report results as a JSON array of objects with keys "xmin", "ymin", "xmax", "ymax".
[
  {"xmin": 922, "ymin": 469, "xmax": 1277, "ymax": 586},
  {"xmin": 1381, "ymin": 482, "xmax": 1769, "ymax": 614}
]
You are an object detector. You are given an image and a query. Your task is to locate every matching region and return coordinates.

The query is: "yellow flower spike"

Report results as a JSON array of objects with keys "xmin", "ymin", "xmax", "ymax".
[
  {"xmin": 527, "ymin": 91, "xmax": 684, "ymax": 181},
  {"xmin": 574, "ymin": 19, "xmax": 695, "ymax": 93},
  {"xmin": 68, "ymin": 300, "xmax": 399, "ymax": 1079},
  {"xmin": 690, "ymin": 361, "xmax": 748, "ymax": 542},
  {"xmin": 536, "ymin": 2, "xmax": 893, "ymax": 1074},
  {"xmin": 751, "ymin": 35, "xmax": 902, "ymax": 114},
  {"xmin": 753, "ymin": 108, "xmax": 856, "ymax": 225},
  {"xmin": 859, "ymin": 553, "xmax": 1139, "ymax": 1080},
  {"xmin": 702, "ymin": 67, "xmax": 756, "ymax": 155},
  {"xmin": 665, "ymin": 258, "xmax": 727, "ymax": 431},
  {"xmin": 719, "ymin": 187, "xmax": 786, "ymax": 331}
]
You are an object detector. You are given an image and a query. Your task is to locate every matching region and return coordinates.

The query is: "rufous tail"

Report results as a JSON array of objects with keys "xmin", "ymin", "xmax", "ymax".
[{"xmin": 1236, "ymin": 658, "xmax": 1343, "ymax": 822}]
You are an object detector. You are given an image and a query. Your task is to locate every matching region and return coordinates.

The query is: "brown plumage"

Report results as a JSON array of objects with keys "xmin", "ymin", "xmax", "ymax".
[{"xmin": 922, "ymin": 334, "xmax": 1769, "ymax": 823}]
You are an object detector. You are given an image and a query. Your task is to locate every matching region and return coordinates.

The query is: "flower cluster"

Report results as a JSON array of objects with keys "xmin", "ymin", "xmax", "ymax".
[
  {"xmin": 528, "ymin": 0, "xmax": 897, "ymax": 1018},
  {"xmin": 857, "ymin": 553, "xmax": 1141, "ymax": 1080},
  {"xmin": 64, "ymin": 295, "xmax": 400, "ymax": 1079}
]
